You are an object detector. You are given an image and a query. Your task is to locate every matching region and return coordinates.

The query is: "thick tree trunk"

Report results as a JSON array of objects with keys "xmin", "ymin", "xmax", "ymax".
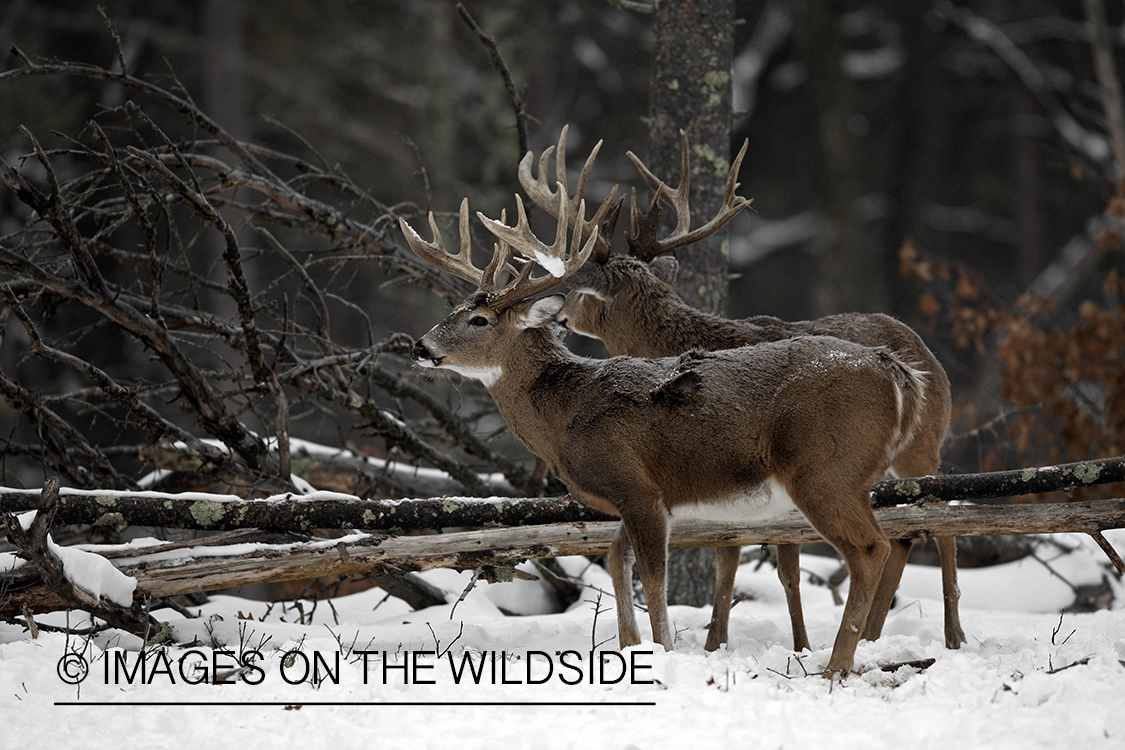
[
  {"xmin": 649, "ymin": 0, "xmax": 736, "ymax": 608},
  {"xmin": 650, "ymin": 0, "xmax": 736, "ymax": 316}
]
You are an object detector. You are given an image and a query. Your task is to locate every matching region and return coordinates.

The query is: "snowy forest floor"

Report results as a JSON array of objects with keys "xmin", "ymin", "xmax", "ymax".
[{"xmin": 3, "ymin": 530, "xmax": 1124, "ymax": 750}]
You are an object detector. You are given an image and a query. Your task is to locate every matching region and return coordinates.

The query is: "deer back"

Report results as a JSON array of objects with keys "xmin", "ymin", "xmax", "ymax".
[
  {"xmin": 557, "ymin": 255, "xmax": 950, "ymax": 479},
  {"xmin": 432, "ymin": 318, "xmax": 923, "ymax": 519}
]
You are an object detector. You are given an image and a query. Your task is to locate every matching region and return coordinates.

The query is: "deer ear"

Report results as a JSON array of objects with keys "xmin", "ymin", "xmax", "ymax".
[
  {"xmin": 650, "ymin": 256, "xmax": 679, "ymax": 284},
  {"xmin": 517, "ymin": 294, "xmax": 566, "ymax": 330}
]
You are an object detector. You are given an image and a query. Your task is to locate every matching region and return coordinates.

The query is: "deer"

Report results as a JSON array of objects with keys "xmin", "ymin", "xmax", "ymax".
[
  {"xmin": 399, "ymin": 185, "xmax": 929, "ymax": 676},
  {"xmin": 516, "ymin": 126, "xmax": 965, "ymax": 653}
]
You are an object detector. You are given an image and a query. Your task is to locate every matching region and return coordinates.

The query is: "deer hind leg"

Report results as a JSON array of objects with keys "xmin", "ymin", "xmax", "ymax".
[
  {"xmin": 705, "ymin": 545, "xmax": 741, "ymax": 651},
  {"xmin": 935, "ymin": 535, "xmax": 965, "ymax": 648},
  {"xmin": 608, "ymin": 523, "xmax": 642, "ymax": 648},
  {"xmin": 883, "ymin": 454, "xmax": 964, "ymax": 649},
  {"xmin": 776, "ymin": 543, "xmax": 810, "ymax": 652},
  {"xmin": 794, "ymin": 484, "xmax": 889, "ymax": 676},
  {"xmin": 824, "ymin": 526, "xmax": 889, "ymax": 675},
  {"xmin": 862, "ymin": 537, "xmax": 913, "ymax": 642},
  {"xmin": 865, "ymin": 536, "xmax": 965, "ymax": 648}
]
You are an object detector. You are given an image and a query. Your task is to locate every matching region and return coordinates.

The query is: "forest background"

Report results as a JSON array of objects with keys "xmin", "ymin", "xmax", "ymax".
[{"xmin": 1, "ymin": 0, "xmax": 1124, "ymax": 605}]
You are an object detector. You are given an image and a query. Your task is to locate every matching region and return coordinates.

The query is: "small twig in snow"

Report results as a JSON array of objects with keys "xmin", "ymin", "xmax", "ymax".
[
  {"xmin": 1047, "ymin": 656, "xmax": 1092, "ymax": 674},
  {"xmin": 449, "ymin": 564, "xmax": 483, "ymax": 621}
]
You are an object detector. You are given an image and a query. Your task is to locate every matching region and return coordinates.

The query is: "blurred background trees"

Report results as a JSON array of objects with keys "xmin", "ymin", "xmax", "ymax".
[{"xmin": 1, "ymin": 0, "xmax": 1123, "ymax": 500}]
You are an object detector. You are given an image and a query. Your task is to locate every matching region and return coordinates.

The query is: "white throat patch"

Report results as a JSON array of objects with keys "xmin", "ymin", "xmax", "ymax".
[
  {"xmin": 572, "ymin": 287, "xmax": 609, "ymax": 302},
  {"xmin": 440, "ymin": 363, "xmax": 503, "ymax": 388}
]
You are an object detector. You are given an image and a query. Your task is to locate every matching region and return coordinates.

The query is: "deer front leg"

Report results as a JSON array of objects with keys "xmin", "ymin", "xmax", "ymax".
[
  {"xmin": 776, "ymin": 543, "xmax": 810, "ymax": 652},
  {"xmin": 705, "ymin": 545, "xmax": 742, "ymax": 651},
  {"xmin": 608, "ymin": 523, "xmax": 642, "ymax": 648},
  {"xmin": 622, "ymin": 510, "xmax": 673, "ymax": 650}
]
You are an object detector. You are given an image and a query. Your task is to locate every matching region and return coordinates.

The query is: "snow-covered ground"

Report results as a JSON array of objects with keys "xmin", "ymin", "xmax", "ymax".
[{"xmin": 3, "ymin": 531, "xmax": 1124, "ymax": 749}]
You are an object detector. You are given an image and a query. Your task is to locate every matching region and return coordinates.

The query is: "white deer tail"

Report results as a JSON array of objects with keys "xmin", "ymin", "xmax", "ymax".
[{"xmin": 878, "ymin": 348, "xmax": 928, "ymax": 460}]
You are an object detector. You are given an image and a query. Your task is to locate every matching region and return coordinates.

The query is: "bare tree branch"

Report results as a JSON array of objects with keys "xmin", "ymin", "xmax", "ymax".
[
  {"xmin": 0, "ymin": 50, "xmax": 525, "ymax": 496},
  {"xmin": 1083, "ymin": 0, "xmax": 1125, "ymax": 185},
  {"xmin": 457, "ymin": 3, "xmax": 530, "ymax": 162}
]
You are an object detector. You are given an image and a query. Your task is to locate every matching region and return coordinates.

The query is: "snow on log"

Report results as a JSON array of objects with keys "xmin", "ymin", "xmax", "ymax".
[
  {"xmin": 4, "ymin": 498, "xmax": 1124, "ymax": 614},
  {"xmin": 3, "ymin": 454, "xmax": 1125, "ymax": 532}
]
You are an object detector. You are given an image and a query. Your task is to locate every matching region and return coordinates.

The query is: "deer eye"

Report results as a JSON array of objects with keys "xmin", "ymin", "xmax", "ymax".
[{"xmin": 469, "ymin": 315, "xmax": 490, "ymax": 328}]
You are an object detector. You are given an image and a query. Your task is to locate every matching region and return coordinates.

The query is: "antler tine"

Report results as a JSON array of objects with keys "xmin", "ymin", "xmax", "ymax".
[
  {"xmin": 626, "ymin": 130, "xmax": 692, "ymax": 241},
  {"xmin": 398, "ymin": 196, "xmax": 481, "ymax": 284},
  {"xmin": 518, "ymin": 125, "xmax": 616, "ymax": 261},
  {"xmin": 658, "ymin": 137, "xmax": 753, "ymax": 253},
  {"xmin": 595, "ymin": 195, "xmax": 624, "ymax": 264},
  {"xmin": 625, "ymin": 132, "xmax": 754, "ymax": 261},
  {"xmin": 396, "ymin": 199, "xmax": 510, "ymax": 292},
  {"xmin": 481, "ymin": 207, "xmax": 518, "ymax": 293},
  {"xmin": 628, "ymin": 183, "xmax": 665, "ymax": 255},
  {"xmin": 477, "ymin": 186, "xmax": 600, "ymax": 307}
]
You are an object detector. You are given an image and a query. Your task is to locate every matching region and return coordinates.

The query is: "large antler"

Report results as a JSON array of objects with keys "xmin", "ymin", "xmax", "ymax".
[
  {"xmin": 518, "ymin": 125, "xmax": 620, "ymax": 263},
  {"xmin": 398, "ymin": 198, "xmax": 510, "ymax": 293},
  {"xmin": 401, "ymin": 190, "xmax": 599, "ymax": 309},
  {"xmin": 625, "ymin": 130, "xmax": 753, "ymax": 262},
  {"xmin": 478, "ymin": 185, "xmax": 600, "ymax": 308}
]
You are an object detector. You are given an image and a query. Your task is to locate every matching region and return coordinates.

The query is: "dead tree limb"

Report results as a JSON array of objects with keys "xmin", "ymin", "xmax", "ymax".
[
  {"xmin": 3, "ymin": 479, "xmax": 167, "ymax": 639},
  {"xmin": 4, "ymin": 498, "xmax": 1123, "ymax": 615},
  {"xmin": 871, "ymin": 454, "xmax": 1125, "ymax": 506},
  {"xmin": 4, "ymin": 455, "xmax": 1124, "ymax": 532},
  {"xmin": 0, "ymin": 487, "xmax": 611, "ymax": 532},
  {"xmin": 1, "ymin": 50, "xmax": 510, "ymax": 497},
  {"xmin": 457, "ymin": 3, "xmax": 529, "ymax": 162}
]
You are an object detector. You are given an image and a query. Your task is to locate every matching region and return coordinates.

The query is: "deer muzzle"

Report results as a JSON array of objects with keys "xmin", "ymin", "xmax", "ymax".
[{"xmin": 411, "ymin": 339, "xmax": 442, "ymax": 367}]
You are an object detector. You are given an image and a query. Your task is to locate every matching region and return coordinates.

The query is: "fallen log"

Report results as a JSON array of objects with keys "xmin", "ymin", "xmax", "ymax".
[
  {"xmin": 0, "ymin": 487, "xmax": 612, "ymax": 532},
  {"xmin": 3, "ymin": 453, "xmax": 1125, "ymax": 532},
  {"xmin": 3, "ymin": 479, "xmax": 166, "ymax": 641},
  {"xmin": 871, "ymin": 454, "xmax": 1125, "ymax": 507},
  {"xmin": 5, "ymin": 499, "xmax": 1123, "ymax": 615}
]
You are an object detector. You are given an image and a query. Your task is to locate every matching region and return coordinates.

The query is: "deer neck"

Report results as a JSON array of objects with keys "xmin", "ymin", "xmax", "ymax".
[
  {"xmin": 484, "ymin": 328, "xmax": 590, "ymax": 463},
  {"xmin": 603, "ymin": 290, "xmax": 735, "ymax": 358}
]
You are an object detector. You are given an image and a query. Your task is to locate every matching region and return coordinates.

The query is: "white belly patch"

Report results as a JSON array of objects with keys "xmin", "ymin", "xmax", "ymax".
[{"xmin": 670, "ymin": 476, "xmax": 798, "ymax": 523}]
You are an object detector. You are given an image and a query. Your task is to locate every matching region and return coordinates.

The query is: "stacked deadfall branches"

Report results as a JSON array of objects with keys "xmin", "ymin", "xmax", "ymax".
[
  {"xmin": 0, "ymin": 43, "xmax": 537, "ymax": 500},
  {"xmin": 3, "ymin": 466, "xmax": 1125, "ymax": 643}
]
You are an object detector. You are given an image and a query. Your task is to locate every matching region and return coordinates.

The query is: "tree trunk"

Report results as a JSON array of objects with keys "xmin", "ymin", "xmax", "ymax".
[
  {"xmin": 790, "ymin": 0, "xmax": 888, "ymax": 315},
  {"xmin": 650, "ymin": 0, "xmax": 736, "ymax": 316},
  {"xmin": 649, "ymin": 0, "xmax": 736, "ymax": 607}
]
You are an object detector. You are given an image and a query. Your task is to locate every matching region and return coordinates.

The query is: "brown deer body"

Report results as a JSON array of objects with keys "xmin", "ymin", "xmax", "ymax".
[
  {"xmin": 523, "ymin": 128, "xmax": 964, "ymax": 652},
  {"xmin": 401, "ymin": 193, "xmax": 927, "ymax": 675},
  {"xmin": 560, "ymin": 261, "xmax": 963, "ymax": 651}
]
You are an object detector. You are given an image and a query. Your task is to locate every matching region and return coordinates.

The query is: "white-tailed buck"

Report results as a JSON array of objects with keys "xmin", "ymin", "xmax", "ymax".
[
  {"xmin": 400, "ymin": 187, "xmax": 930, "ymax": 675},
  {"xmin": 518, "ymin": 126, "xmax": 965, "ymax": 652}
]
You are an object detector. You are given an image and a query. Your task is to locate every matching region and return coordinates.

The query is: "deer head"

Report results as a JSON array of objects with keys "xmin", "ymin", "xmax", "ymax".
[
  {"xmin": 400, "ymin": 188, "xmax": 604, "ymax": 388},
  {"xmin": 516, "ymin": 126, "xmax": 753, "ymax": 344}
]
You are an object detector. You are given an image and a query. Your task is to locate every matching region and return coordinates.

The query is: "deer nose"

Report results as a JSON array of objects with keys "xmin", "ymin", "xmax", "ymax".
[{"xmin": 411, "ymin": 340, "xmax": 434, "ymax": 363}]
